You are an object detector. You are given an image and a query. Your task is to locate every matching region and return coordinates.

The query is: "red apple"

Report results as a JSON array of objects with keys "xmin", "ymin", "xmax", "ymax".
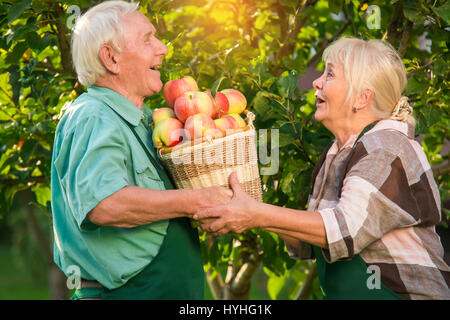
[
  {"xmin": 152, "ymin": 118, "xmax": 185, "ymax": 148},
  {"xmin": 223, "ymin": 113, "xmax": 246, "ymax": 128},
  {"xmin": 174, "ymin": 91, "xmax": 216, "ymax": 123},
  {"xmin": 184, "ymin": 114, "xmax": 217, "ymax": 140},
  {"xmin": 220, "ymin": 89, "xmax": 247, "ymax": 114},
  {"xmin": 152, "ymin": 108, "xmax": 175, "ymax": 124},
  {"xmin": 204, "ymin": 127, "xmax": 224, "ymax": 139},
  {"xmin": 205, "ymin": 90, "xmax": 229, "ymax": 118},
  {"xmin": 163, "ymin": 76, "xmax": 199, "ymax": 108},
  {"xmin": 214, "ymin": 116, "xmax": 238, "ymax": 134}
]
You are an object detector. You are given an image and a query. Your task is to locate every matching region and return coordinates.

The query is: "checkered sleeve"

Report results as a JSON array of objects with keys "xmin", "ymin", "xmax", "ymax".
[{"xmin": 318, "ymin": 140, "xmax": 441, "ymax": 263}]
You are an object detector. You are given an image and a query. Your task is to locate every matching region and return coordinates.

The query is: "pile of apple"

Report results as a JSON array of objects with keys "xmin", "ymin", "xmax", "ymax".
[{"xmin": 152, "ymin": 76, "xmax": 248, "ymax": 148}]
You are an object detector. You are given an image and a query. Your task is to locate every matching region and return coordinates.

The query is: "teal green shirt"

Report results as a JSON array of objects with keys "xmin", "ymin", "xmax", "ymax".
[{"xmin": 51, "ymin": 86, "xmax": 170, "ymax": 290}]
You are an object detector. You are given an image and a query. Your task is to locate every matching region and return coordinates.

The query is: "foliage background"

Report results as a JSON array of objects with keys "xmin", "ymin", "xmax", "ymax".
[{"xmin": 0, "ymin": 0, "xmax": 448, "ymax": 299}]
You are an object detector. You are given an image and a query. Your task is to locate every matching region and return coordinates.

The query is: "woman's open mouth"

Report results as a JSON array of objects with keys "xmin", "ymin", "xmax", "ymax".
[{"xmin": 315, "ymin": 96, "xmax": 325, "ymax": 106}]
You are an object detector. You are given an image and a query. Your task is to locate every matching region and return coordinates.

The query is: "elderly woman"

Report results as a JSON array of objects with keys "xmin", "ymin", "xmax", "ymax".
[{"xmin": 194, "ymin": 37, "xmax": 450, "ymax": 300}]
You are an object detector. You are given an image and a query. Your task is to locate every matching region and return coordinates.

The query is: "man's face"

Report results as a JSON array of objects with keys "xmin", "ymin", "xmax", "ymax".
[{"xmin": 117, "ymin": 11, "xmax": 168, "ymax": 99}]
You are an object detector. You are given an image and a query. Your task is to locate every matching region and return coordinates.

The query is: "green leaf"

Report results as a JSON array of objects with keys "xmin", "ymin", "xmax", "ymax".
[
  {"xmin": 277, "ymin": 71, "xmax": 298, "ymax": 98},
  {"xmin": 328, "ymin": 0, "xmax": 344, "ymax": 14},
  {"xmin": 210, "ymin": 75, "xmax": 226, "ymax": 96},
  {"xmin": 406, "ymin": 77, "xmax": 428, "ymax": 95},
  {"xmin": 278, "ymin": 132, "xmax": 296, "ymax": 148},
  {"xmin": 267, "ymin": 272, "xmax": 287, "ymax": 300},
  {"xmin": 31, "ymin": 185, "xmax": 51, "ymax": 207},
  {"xmin": 7, "ymin": 0, "xmax": 31, "ymax": 22},
  {"xmin": 261, "ymin": 91, "xmax": 284, "ymax": 103},
  {"xmin": 255, "ymin": 11, "xmax": 271, "ymax": 30},
  {"xmin": 251, "ymin": 92, "xmax": 270, "ymax": 116},
  {"xmin": 5, "ymin": 41, "xmax": 28, "ymax": 64},
  {"xmin": 433, "ymin": 1, "xmax": 450, "ymax": 25}
]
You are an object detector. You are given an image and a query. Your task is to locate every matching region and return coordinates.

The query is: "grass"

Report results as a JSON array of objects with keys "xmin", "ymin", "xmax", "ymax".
[{"xmin": 0, "ymin": 245, "xmax": 50, "ymax": 300}]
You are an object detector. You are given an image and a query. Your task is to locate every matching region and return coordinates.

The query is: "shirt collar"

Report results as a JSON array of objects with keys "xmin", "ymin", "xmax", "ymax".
[
  {"xmin": 327, "ymin": 119, "xmax": 415, "ymax": 156},
  {"xmin": 369, "ymin": 119, "xmax": 415, "ymax": 139},
  {"xmin": 87, "ymin": 86, "xmax": 148, "ymax": 127},
  {"xmin": 329, "ymin": 133, "xmax": 359, "ymax": 155}
]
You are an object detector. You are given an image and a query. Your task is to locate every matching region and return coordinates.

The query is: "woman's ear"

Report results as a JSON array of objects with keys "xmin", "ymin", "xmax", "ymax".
[
  {"xmin": 98, "ymin": 44, "xmax": 120, "ymax": 74},
  {"xmin": 354, "ymin": 88, "xmax": 375, "ymax": 111}
]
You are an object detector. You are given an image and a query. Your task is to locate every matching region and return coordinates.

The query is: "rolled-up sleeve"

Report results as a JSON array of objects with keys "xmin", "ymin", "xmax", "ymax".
[
  {"xmin": 53, "ymin": 115, "xmax": 129, "ymax": 230},
  {"xmin": 318, "ymin": 148, "xmax": 420, "ymax": 263}
]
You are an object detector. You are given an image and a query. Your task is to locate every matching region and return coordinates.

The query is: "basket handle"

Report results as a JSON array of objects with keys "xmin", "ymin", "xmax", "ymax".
[{"xmin": 243, "ymin": 110, "xmax": 255, "ymax": 128}]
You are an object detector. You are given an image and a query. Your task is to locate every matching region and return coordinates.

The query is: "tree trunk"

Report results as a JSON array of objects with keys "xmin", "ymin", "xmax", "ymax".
[
  {"xmin": 49, "ymin": 263, "xmax": 69, "ymax": 299},
  {"xmin": 21, "ymin": 191, "xmax": 69, "ymax": 299}
]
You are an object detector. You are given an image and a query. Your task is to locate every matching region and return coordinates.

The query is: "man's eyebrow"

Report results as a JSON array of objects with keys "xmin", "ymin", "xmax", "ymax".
[{"xmin": 143, "ymin": 30, "xmax": 155, "ymax": 39}]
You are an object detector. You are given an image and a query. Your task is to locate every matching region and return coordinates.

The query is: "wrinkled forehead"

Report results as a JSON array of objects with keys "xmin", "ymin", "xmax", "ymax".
[{"xmin": 121, "ymin": 11, "xmax": 156, "ymax": 40}]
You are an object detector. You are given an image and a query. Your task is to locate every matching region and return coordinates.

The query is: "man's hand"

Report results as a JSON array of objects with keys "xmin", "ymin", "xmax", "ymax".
[
  {"xmin": 193, "ymin": 186, "xmax": 233, "ymax": 213},
  {"xmin": 193, "ymin": 172, "xmax": 260, "ymax": 235}
]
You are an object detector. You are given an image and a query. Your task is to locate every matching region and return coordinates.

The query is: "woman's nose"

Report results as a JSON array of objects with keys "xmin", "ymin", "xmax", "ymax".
[{"xmin": 312, "ymin": 76, "xmax": 322, "ymax": 90}]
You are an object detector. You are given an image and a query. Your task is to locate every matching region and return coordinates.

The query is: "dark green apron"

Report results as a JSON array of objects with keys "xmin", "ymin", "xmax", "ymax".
[
  {"xmin": 72, "ymin": 217, "xmax": 204, "ymax": 300},
  {"xmin": 311, "ymin": 122, "xmax": 404, "ymax": 300},
  {"xmin": 72, "ymin": 106, "xmax": 204, "ymax": 300},
  {"xmin": 313, "ymin": 246, "xmax": 404, "ymax": 300}
]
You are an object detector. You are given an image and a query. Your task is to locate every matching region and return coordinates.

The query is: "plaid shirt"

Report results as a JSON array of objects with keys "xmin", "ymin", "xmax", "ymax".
[{"xmin": 288, "ymin": 120, "xmax": 450, "ymax": 300}]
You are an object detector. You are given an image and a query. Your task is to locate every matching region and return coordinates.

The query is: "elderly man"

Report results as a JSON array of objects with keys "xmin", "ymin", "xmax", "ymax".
[{"xmin": 51, "ymin": 1, "xmax": 231, "ymax": 300}]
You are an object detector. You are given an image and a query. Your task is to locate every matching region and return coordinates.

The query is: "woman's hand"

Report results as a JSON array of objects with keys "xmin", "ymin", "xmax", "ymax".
[
  {"xmin": 193, "ymin": 172, "xmax": 260, "ymax": 235},
  {"xmin": 195, "ymin": 185, "xmax": 233, "ymax": 211}
]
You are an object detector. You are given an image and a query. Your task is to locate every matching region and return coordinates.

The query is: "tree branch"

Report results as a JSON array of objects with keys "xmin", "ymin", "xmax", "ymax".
[
  {"xmin": 21, "ymin": 191, "xmax": 52, "ymax": 264},
  {"xmin": 0, "ymin": 176, "xmax": 47, "ymax": 186},
  {"xmin": 228, "ymin": 253, "xmax": 262, "ymax": 299},
  {"xmin": 206, "ymin": 268, "xmax": 225, "ymax": 300},
  {"xmin": 407, "ymin": 53, "xmax": 447, "ymax": 77},
  {"xmin": 432, "ymin": 160, "xmax": 450, "ymax": 180},
  {"xmin": 205, "ymin": 237, "xmax": 225, "ymax": 299},
  {"xmin": 387, "ymin": 0, "xmax": 404, "ymax": 47},
  {"xmin": 398, "ymin": 19, "xmax": 413, "ymax": 58},
  {"xmin": 294, "ymin": 261, "xmax": 318, "ymax": 300},
  {"xmin": 272, "ymin": 0, "xmax": 318, "ymax": 74},
  {"xmin": 52, "ymin": 2, "xmax": 75, "ymax": 76},
  {"xmin": 306, "ymin": 19, "xmax": 351, "ymax": 67}
]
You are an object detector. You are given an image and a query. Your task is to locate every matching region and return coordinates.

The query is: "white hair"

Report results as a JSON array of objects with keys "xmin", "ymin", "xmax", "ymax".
[
  {"xmin": 323, "ymin": 37, "xmax": 415, "ymax": 127},
  {"xmin": 71, "ymin": 1, "xmax": 139, "ymax": 86}
]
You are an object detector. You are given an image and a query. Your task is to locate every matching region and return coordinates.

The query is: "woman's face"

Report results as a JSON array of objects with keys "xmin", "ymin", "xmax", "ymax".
[{"xmin": 312, "ymin": 60, "xmax": 351, "ymax": 129}]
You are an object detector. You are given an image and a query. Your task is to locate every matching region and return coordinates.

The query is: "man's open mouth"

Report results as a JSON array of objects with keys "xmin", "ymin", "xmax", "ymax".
[{"xmin": 150, "ymin": 64, "xmax": 161, "ymax": 71}]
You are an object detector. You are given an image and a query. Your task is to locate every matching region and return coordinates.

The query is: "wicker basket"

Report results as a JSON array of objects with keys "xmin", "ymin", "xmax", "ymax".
[{"xmin": 157, "ymin": 112, "xmax": 262, "ymax": 202}]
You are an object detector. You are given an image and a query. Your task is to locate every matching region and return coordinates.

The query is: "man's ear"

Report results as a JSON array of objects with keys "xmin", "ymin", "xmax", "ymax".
[
  {"xmin": 98, "ymin": 44, "xmax": 120, "ymax": 74},
  {"xmin": 354, "ymin": 88, "xmax": 375, "ymax": 111}
]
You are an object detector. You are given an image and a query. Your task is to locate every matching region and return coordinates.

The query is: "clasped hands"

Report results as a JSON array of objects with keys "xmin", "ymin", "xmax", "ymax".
[{"xmin": 193, "ymin": 172, "xmax": 259, "ymax": 236}]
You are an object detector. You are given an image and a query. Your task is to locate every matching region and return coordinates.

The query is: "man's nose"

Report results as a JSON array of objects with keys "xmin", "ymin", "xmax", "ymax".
[{"xmin": 158, "ymin": 39, "xmax": 169, "ymax": 57}]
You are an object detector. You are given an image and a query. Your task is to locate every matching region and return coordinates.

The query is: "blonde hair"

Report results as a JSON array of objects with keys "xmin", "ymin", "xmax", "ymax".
[
  {"xmin": 71, "ymin": 1, "xmax": 139, "ymax": 86},
  {"xmin": 322, "ymin": 37, "xmax": 415, "ymax": 126}
]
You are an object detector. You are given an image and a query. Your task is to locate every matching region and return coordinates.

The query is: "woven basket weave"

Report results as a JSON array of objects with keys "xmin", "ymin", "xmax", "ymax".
[{"xmin": 158, "ymin": 112, "xmax": 262, "ymax": 202}]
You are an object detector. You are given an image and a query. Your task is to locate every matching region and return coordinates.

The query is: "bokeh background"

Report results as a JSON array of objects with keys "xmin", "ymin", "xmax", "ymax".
[{"xmin": 0, "ymin": 0, "xmax": 448, "ymax": 299}]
